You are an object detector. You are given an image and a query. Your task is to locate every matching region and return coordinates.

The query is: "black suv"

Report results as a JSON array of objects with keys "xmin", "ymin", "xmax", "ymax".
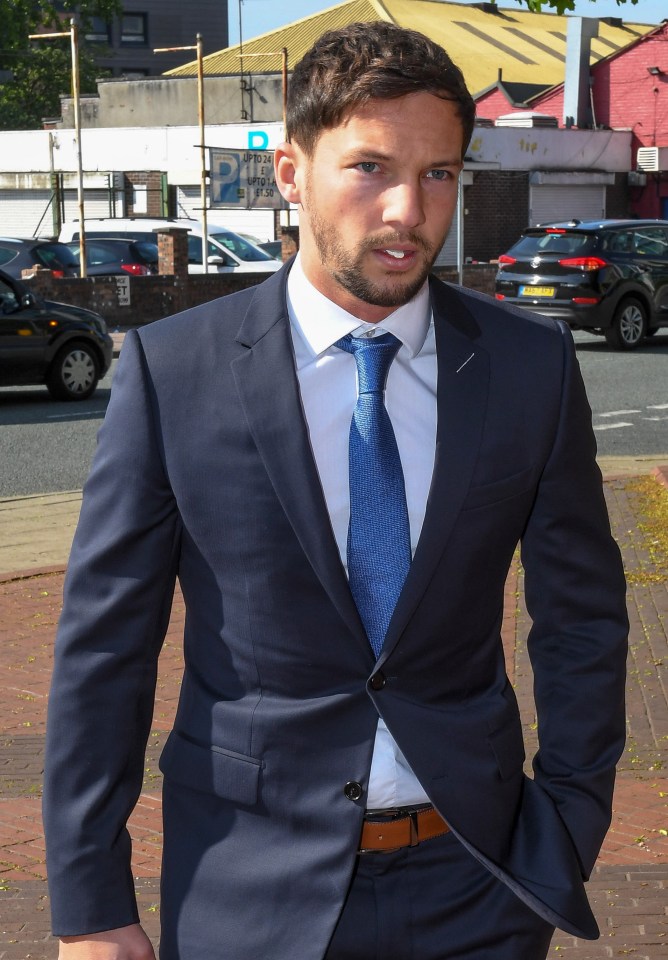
[
  {"xmin": 495, "ymin": 219, "xmax": 668, "ymax": 349},
  {"xmin": 0, "ymin": 269, "xmax": 112, "ymax": 400}
]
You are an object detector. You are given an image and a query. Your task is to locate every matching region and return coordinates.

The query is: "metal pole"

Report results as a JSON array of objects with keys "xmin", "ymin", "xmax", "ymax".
[
  {"xmin": 196, "ymin": 34, "xmax": 208, "ymax": 274},
  {"xmin": 282, "ymin": 47, "xmax": 288, "ymax": 131},
  {"xmin": 456, "ymin": 174, "xmax": 464, "ymax": 286},
  {"xmin": 70, "ymin": 20, "xmax": 86, "ymax": 278}
]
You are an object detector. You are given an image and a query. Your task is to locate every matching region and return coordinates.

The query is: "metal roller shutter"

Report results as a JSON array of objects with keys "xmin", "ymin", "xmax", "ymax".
[
  {"xmin": 434, "ymin": 205, "xmax": 460, "ymax": 267},
  {"xmin": 0, "ymin": 190, "xmax": 58, "ymax": 238},
  {"xmin": 62, "ymin": 190, "xmax": 118, "ymax": 224},
  {"xmin": 529, "ymin": 184, "xmax": 605, "ymax": 226}
]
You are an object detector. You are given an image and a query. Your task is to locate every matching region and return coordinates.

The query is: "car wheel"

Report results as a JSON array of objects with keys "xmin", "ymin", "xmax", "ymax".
[
  {"xmin": 605, "ymin": 297, "xmax": 647, "ymax": 350},
  {"xmin": 46, "ymin": 341, "xmax": 99, "ymax": 400}
]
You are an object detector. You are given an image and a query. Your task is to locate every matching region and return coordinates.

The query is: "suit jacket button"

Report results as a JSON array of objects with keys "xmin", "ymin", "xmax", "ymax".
[
  {"xmin": 369, "ymin": 671, "xmax": 386, "ymax": 690},
  {"xmin": 344, "ymin": 781, "xmax": 363, "ymax": 801}
]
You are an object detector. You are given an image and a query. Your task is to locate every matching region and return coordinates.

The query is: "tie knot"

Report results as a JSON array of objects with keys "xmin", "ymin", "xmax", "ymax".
[{"xmin": 336, "ymin": 333, "xmax": 402, "ymax": 394}]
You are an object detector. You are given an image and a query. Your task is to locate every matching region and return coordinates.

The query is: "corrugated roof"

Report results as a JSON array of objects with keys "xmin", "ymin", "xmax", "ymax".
[
  {"xmin": 166, "ymin": 0, "xmax": 656, "ymax": 98},
  {"xmin": 167, "ymin": 0, "xmax": 387, "ymax": 77}
]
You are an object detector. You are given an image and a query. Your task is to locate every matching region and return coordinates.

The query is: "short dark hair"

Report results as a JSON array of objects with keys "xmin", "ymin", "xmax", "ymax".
[{"xmin": 286, "ymin": 21, "xmax": 476, "ymax": 158}]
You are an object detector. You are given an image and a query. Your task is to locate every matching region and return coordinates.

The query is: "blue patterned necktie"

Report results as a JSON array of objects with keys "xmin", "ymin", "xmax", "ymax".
[{"xmin": 336, "ymin": 332, "xmax": 411, "ymax": 658}]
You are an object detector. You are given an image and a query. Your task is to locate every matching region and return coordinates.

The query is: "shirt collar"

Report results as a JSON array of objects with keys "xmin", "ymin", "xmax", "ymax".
[{"xmin": 287, "ymin": 254, "xmax": 431, "ymax": 360}]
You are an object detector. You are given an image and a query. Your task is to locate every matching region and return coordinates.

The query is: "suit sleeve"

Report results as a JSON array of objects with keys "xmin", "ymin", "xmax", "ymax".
[
  {"xmin": 43, "ymin": 329, "xmax": 182, "ymax": 936},
  {"xmin": 520, "ymin": 323, "xmax": 628, "ymax": 878}
]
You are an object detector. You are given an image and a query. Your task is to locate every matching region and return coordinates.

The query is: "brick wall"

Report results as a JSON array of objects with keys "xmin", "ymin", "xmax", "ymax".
[
  {"xmin": 464, "ymin": 171, "xmax": 530, "ymax": 261},
  {"xmin": 123, "ymin": 171, "xmax": 166, "ymax": 217},
  {"xmin": 606, "ymin": 173, "xmax": 632, "ymax": 219},
  {"xmin": 23, "ymin": 266, "xmax": 498, "ymax": 329}
]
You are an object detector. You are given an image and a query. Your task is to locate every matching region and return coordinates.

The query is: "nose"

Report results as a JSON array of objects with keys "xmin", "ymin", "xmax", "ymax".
[{"xmin": 381, "ymin": 181, "xmax": 426, "ymax": 231}]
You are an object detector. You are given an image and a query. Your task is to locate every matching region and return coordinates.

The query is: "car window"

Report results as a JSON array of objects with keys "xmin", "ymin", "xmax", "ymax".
[
  {"xmin": 0, "ymin": 247, "xmax": 19, "ymax": 266},
  {"xmin": 131, "ymin": 241, "xmax": 159, "ymax": 262},
  {"xmin": 510, "ymin": 231, "xmax": 593, "ymax": 257},
  {"xmin": 632, "ymin": 227, "xmax": 668, "ymax": 258},
  {"xmin": 35, "ymin": 243, "xmax": 78, "ymax": 270},
  {"xmin": 83, "ymin": 242, "xmax": 118, "ymax": 265},
  {"xmin": 210, "ymin": 230, "xmax": 274, "ymax": 262},
  {"xmin": 187, "ymin": 235, "xmax": 235, "ymax": 267},
  {"xmin": 0, "ymin": 277, "xmax": 19, "ymax": 314},
  {"xmin": 601, "ymin": 231, "xmax": 633, "ymax": 254}
]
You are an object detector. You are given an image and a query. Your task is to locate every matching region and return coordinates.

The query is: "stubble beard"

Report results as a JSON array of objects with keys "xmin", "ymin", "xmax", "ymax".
[{"xmin": 308, "ymin": 208, "xmax": 443, "ymax": 309}]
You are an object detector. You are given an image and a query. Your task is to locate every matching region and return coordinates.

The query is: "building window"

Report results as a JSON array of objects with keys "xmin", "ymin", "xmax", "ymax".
[
  {"xmin": 85, "ymin": 17, "xmax": 112, "ymax": 44},
  {"xmin": 121, "ymin": 13, "xmax": 148, "ymax": 46}
]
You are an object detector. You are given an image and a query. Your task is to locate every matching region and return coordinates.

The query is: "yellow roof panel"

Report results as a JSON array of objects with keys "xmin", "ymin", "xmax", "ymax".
[
  {"xmin": 383, "ymin": 0, "xmax": 653, "ymax": 94},
  {"xmin": 167, "ymin": 0, "xmax": 387, "ymax": 77},
  {"xmin": 167, "ymin": 0, "xmax": 656, "ymax": 98}
]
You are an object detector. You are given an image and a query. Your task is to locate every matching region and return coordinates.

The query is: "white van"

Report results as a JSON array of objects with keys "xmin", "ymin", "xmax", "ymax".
[{"xmin": 59, "ymin": 218, "xmax": 281, "ymax": 274}]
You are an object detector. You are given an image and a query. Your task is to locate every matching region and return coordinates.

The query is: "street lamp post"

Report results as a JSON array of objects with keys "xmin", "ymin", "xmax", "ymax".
[
  {"xmin": 29, "ymin": 19, "xmax": 87, "ymax": 277},
  {"xmin": 155, "ymin": 35, "xmax": 208, "ymax": 272}
]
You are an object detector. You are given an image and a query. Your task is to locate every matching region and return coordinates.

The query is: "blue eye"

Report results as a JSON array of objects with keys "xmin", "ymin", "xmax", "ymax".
[
  {"xmin": 427, "ymin": 170, "xmax": 449, "ymax": 181},
  {"xmin": 358, "ymin": 162, "xmax": 379, "ymax": 174}
]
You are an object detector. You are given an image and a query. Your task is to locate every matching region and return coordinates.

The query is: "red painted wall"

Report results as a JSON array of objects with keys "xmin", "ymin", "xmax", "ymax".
[{"xmin": 473, "ymin": 24, "xmax": 668, "ymax": 217}]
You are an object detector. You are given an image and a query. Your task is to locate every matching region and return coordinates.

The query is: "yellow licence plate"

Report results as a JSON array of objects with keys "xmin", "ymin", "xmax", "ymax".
[{"xmin": 520, "ymin": 286, "xmax": 555, "ymax": 298}]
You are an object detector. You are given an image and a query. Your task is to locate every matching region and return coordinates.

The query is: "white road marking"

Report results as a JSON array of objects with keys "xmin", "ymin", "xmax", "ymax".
[
  {"xmin": 593, "ymin": 422, "xmax": 634, "ymax": 431},
  {"xmin": 47, "ymin": 412, "xmax": 98, "ymax": 421},
  {"xmin": 642, "ymin": 416, "xmax": 668, "ymax": 422},
  {"xmin": 597, "ymin": 410, "xmax": 641, "ymax": 417},
  {"xmin": 647, "ymin": 404, "xmax": 668, "ymax": 410}
]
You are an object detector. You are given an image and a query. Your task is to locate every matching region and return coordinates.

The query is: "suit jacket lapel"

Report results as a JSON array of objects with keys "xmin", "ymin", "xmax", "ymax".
[
  {"xmin": 378, "ymin": 279, "xmax": 490, "ymax": 662},
  {"xmin": 230, "ymin": 267, "xmax": 368, "ymax": 648}
]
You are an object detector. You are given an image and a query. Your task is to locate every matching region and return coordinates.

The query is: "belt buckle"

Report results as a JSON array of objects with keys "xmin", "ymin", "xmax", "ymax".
[
  {"xmin": 408, "ymin": 808, "xmax": 420, "ymax": 847},
  {"xmin": 358, "ymin": 806, "xmax": 421, "ymax": 856}
]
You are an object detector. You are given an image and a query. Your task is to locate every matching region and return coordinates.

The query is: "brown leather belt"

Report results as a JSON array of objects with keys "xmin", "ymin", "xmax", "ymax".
[{"xmin": 359, "ymin": 805, "xmax": 449, "ymax": 854}]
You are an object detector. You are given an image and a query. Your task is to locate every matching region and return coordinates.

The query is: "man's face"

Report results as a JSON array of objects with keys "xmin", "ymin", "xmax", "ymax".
[{"xmin": 278, "ymin": 92, "xmax": 464, "ymax": 322}]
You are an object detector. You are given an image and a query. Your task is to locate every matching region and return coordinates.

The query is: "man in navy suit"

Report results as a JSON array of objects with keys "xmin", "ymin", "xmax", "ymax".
[{"xmin": 44, "ymin": 20, "xmax": 628, "ymax": 960}]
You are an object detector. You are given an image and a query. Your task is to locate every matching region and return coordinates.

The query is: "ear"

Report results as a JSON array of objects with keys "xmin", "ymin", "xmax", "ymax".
[{"xmin": 274, "ymin": 141, "xmax": 305, "ymax": 205}]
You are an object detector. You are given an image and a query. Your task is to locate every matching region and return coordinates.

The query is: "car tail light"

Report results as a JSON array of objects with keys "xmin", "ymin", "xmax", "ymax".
[
  {"xmin": 51, "ymin": 269, "xmax": 64, "ymax": 279},
  {"xmin": 545, "ymin": 228, "xmax": 567, "ymax": 234},
  {"xmin": 572, "ymin": 297, "xmax": 600, "ymax": 304},
  {"xmin": 495, "ymin": 293, "xmax": 505, "ymax": 300},
  {"xmin": 122, "ymin": 263, "xmax": 150, "ymax": 276},
  {"xmin": 558, "ymin": 256, "xmax": 607, "ymax": 271},
  {"xmin": 497, "ymin": 254, "xmax": 516, "ymax": 266}
]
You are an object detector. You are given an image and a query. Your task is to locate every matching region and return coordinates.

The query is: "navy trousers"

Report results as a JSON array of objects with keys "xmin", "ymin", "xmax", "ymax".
[{"xmin": 325, "ymin": 831, "xmax": 556, "ymax": 960}]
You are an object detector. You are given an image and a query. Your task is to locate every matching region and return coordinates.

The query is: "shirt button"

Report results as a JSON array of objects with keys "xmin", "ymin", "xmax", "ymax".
[
  {"xmin": 369, "ymin": 671, "xmax": 386, "ymax": 691},
  {"xmin": 344, "ymin": 781, "xmax": 364, "ymax": 801}
]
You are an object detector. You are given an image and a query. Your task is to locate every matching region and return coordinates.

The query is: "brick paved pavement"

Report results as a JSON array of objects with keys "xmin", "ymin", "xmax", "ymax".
[{"xmin": 1, "ymin": 467, "xmax": 667, "ymax": 958}]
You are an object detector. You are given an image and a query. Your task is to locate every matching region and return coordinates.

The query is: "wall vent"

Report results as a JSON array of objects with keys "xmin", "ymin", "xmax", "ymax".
[{"xmin": 637, "ymin": 146, "xmax": 668, "ymax": 172}]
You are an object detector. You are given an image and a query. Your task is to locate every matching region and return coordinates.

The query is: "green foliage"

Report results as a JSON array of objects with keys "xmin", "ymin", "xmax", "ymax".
[
  {"xmin": 491, "ymin": 0, "xmax": 637, "ymax": 12},
  {"xmin": 0, "ymin": 0, "xmax": 121, "ymax": 130}
]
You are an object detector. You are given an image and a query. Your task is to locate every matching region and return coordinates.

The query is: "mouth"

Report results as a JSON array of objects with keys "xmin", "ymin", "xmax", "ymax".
[{"xmin": 373, "ymin": 246, "xmax": 419, "ymax": 270}]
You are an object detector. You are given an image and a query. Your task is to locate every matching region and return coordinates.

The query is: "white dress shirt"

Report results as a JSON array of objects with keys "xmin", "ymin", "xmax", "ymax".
[{"xmin": 287, "ymin": 255, "xmax": 438, "ymax": 808}]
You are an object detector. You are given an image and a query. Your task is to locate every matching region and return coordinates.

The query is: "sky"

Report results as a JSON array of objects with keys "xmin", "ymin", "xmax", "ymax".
[{"xmin": 228, "ymin": 0, "xmax": 665, "ymax": 45}]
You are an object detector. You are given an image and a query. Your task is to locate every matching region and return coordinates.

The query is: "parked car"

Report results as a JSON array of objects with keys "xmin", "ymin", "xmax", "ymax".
[
  {"xmin": 0, "ymin": 237, "xmax": 79, "ymax": 279},
  {"xmin": 0, "ymin": 268, "xmax": 112, "ymax": 400},
  {"xmin": 494, "ymin": 219, "xmax": 668, "ymax": 349},
  {"xmin": 259, "ymin": 240, "xmax": 283, "ymax": 260},
  {"xmin": 238, "ymin": 232, "xmax": 282, "ymax": 260},
  {"xmin": 59, "ymin": 218, "xmax": 281, "ymax": 274},
  {"xmin": 64, "ymin": 238, "xmax": 159, "ymax": 276}
]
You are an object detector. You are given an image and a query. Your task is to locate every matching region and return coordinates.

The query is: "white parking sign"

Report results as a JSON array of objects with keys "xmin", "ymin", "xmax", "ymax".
[{"xmin": 209, "ymin": 149, "xmax": 287, "ymax": 210}]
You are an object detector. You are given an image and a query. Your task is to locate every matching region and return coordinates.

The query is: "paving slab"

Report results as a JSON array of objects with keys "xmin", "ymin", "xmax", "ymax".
[{"xmin": 0, "ymin": 462, "xmax": 667, "ymax": 957}]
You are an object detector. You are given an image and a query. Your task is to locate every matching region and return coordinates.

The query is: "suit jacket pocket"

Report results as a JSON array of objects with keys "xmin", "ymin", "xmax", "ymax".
[
  {"xmin": 462, "ymin": 466, "xmax": 534, "ymax": 511},
  {"xmin": 159, "ymin": 730, "xmax": 262, "ymax": 805}
]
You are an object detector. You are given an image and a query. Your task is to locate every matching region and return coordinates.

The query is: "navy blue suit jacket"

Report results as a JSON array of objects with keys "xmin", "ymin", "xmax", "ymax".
[{"xmin": 43, "ymin": 264, "xmax": 628, "ymax": 957}]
